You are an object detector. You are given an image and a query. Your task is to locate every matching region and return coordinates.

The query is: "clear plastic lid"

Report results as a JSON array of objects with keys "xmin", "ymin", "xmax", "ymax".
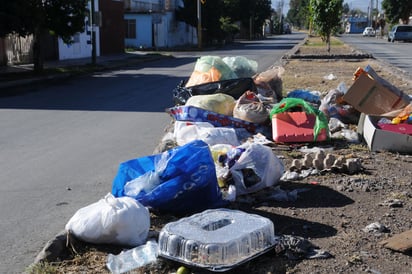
[{"xmin": 158, "ymin": 208, "xmax": 276, "ymax": 271}]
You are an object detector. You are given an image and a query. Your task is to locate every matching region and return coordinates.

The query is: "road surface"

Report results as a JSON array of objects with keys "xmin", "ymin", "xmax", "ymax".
[{"xmin": 0, "ymin": 33, "xmax": 305, "ymax": 273}]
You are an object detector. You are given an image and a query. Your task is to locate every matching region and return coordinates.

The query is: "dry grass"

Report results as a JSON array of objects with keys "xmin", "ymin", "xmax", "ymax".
[{"xmin": 282, "ymin": 36, "xmax": 412, "ymax": 96}]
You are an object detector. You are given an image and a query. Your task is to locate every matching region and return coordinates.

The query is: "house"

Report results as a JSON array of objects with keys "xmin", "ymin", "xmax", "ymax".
[
  {"xmin": 1, "ymin": 0, "xmax": 124, "ymax": 65},
  {"xmin": 344, "ymin": 16, "xmax": 368, "ymax": 33},
  {"xmin": 59, "ymin": 0, "xmax": 125, "ymax": 59},
  {"xmin": 124, "ymin": 0, "xmax": 197, "ymax": 49},
  {"xmin": 0, "ymin": 0, "xmax": 194, "ymax": 66}
]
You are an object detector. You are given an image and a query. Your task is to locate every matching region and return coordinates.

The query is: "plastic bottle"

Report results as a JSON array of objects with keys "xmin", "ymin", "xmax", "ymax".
[{"xmin": 106, "ymin": 240, "xmax": 158, "ymax": 274}]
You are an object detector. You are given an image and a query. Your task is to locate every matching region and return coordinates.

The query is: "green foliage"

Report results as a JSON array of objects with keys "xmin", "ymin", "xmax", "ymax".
[
  {"xmin": 176, "ymin": 0, "xmax": 271, "ymax": 42},
  {"xmin": 175, "ymin": 0, "xmax": 197, "ymax": 27},
  {"xmin": 202, "ymin": 0, "xmax": 226, "ymax": 41},
  {"xmin": 342, "ymin": 3, "xmax": 349, "ymax": 14},
  {"xmin": 305, "ymin": 37, "xmax": 343, "ymax": 46},
  {"xmin": 310, "ymin": 0, "xmax": 343, "ymax": 52},
  {"xmin": 252, "ymin": 0, "xmax": 272, "ymax": 35},
  {"xmin": 25, "ymin": 262, "xmax": 57, "ymax": 274},
  {"xmin": 220, "ymin": 17, "xmax": 240, "ymax": 37},
  {"xmin": 286, "ymin": 0, "xmax": 311, "ymax": 29},
  {"xmin": 221, "ymin": 0, "xmax": 271, "ymax": 38},
  {"xmin": 0, "ymin": 0, "xmax": 88, "ymax": 40},
  {"xmin": 44, "ymin": 0, "xmax": 89, "ymax": 44},
  {"xmin": 0, "ymin": 0, "xmax": 88, "ymax": 72},
  {"xmin": 271, "ymin": 11, "xmax": 282, "ymax": 34},
  {"xmin": 382, "ymin": 0, "xmax": 412, "ymax": 24},
  {"xmin": 0, "ymin": 0, "xmax": 37, "ymax": 37}
]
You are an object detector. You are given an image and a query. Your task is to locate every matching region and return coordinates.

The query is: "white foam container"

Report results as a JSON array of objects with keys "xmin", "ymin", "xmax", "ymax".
[{"xmin": 158, "ymin": 208, "xmax": 276, "ymax": 271}]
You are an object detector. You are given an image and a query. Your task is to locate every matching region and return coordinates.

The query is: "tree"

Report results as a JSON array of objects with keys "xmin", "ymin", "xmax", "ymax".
[
  {"xmin": 222, "ymin": 0, "xmax": 271, "ymax": 39},
  {"xmin": 0, "ymin": 0, "xmax": 88, "ymax": 72},
  {"xmin": 176, "ymin": 0, "xmax": 271, "ymax": 43},
  {"xmin": 220, "ymin": 17, "xmax": 240, "ymax": 41},
  {"xmin": 382, "ymin": 0, "xmax": 412, "ymax": 24},
  {"xmin": 310, "ymin": 0, "xmax": 343, "ymax": 53},
  {"xmin": 342, "ymin": 3, "xmax": 349, "ymax": 15},
  {"xmin": 286, "ymin": 0, "xmax": 310, "ymax": 29},
  {"xmin": 176, "ymin": 0, "xmax": 225, "ymax": 44}
]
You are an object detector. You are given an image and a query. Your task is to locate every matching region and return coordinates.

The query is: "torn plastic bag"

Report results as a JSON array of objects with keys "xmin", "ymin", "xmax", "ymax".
[
  {"xmin": 65, "ymin": 193, "xmax": 150, "ymax": 246},
  {"xmin": 111, "ymin": 140, "xmax": 227, "ymax": 215},
  {"xmin": 185, "ymin": 56, "xmax": 238, "ymax": 87},
  {"xmin": 229, "ymin": 143, "xmax": 284, "ymax": 196},
  {"xmin": 319, "ymin": 88, "xmax": 360, "ymax": 124},
  {"xmin": 253, "ymin": 66, "xmax": 285, "ymax": 102},
  {"xmin": 173, "ymin": 77, "xmax": 257, "ymax": 106},
  {"xmin": 287, "ymin": 89, "xmax": 321, "ymax": 106}
]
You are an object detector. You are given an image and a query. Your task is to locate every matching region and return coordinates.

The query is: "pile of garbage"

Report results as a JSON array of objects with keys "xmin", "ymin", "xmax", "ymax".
[{"xmin": 54, "ymin": 55, "xmax": 411, "ymax": 273}]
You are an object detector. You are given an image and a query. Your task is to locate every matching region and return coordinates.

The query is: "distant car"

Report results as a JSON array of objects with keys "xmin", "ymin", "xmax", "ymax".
[
  {"xmin": 388, "ymin": 25, "xmax": 412, "ymax": 42},
  {"xmin": 362, "ymin": 27, "xmax": 376, "ymax": 37},
  {"xmin": 283, "ymin": 24, "xmax": 292, "ymax": 34}
]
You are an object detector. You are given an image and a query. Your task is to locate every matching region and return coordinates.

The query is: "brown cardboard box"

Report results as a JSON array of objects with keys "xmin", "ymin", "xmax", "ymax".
[{"xmin": 343, "ymin": 67, "xmax": 410, "ymax": 115}]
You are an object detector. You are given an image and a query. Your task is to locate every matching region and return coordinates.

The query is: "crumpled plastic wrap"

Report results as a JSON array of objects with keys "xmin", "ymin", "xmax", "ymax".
[
  {"xmin": 233, "ymin": 91, "xmax": 269, "ymax": 124},
  {"xmin": 253, "ymin": 66, "xmax": 285, "ymax": 102}
]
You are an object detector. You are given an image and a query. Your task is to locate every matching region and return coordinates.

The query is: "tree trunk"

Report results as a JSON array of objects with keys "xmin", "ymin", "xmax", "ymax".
[
  {"xmin": 326, "ymin": 34, "xmax": 331, "ymax": 53},
  {"xmin": 33, "ymin": 28, "xmax": 45, "ymax": 73}
]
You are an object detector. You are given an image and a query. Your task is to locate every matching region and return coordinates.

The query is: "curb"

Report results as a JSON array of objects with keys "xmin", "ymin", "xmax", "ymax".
[{"xmin": 282, "ymin": 35, "xmax": 374, "ymax": 61}]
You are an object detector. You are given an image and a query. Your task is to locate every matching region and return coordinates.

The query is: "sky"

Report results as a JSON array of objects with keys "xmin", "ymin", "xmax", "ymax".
[{"xmin": 271, "ymin": 0, "xmax": 383, "ymax": 15}]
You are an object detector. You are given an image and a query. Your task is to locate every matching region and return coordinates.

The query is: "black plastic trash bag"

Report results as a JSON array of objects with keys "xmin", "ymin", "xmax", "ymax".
[{"xmin": 173, "ymin": 77, "xmax": 257, "ymax": 106}]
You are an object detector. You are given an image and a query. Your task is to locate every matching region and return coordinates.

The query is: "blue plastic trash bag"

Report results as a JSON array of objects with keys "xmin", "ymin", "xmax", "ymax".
[
  {"xmin": 287, "ymin": 89, "xmax": 321, "ymax": 105},
  {"xmin": 111, "ymin": 140, "xmax": 227, "ymax": 215}
]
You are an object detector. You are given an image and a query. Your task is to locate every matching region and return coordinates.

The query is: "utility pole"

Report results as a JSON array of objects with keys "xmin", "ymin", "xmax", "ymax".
[
  {"xmin": 90, "ymin": 0, "xmax": 96, "ymax": 65},
  {"xmin": 368, "ymin": 0, "xmax": 373, "ymax": 27},
  {"xmin": 197, "ymin": 0, "xmax": 202, "ymax": 49}
]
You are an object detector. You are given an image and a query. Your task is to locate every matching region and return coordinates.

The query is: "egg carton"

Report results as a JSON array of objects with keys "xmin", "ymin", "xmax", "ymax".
[{"xmin": 289, "ymin": 151, "xmax": 362, "ymax": 174}]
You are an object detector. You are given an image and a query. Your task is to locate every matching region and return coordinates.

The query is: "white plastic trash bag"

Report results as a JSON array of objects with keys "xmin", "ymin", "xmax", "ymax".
[
  {"xmin": 222, "ymin": 56, "xmax": 258, "ymax": 78},
  {"xmin": 175, "ymin": 124, "xmax": 240, "ymax": 146},
  {"xmin": 65, "ymin": 193, "xmax": 150, "ymax": 246},
  {"xmin": 230, "ymin": 143, "xmax": 284, "ymax": 196}
]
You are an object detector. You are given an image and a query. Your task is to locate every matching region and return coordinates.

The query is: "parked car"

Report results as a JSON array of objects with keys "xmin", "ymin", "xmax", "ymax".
[
  {"xmin": 362, "ymin": 27, "xmax": 376, "ymax": 37},
  {"xmin": 388, "ymin": 25, "xmax": 412, "ymax": 42},
  {"xmin": 283, "ymin": 23, "xmax": 292, "ymax": 34}
]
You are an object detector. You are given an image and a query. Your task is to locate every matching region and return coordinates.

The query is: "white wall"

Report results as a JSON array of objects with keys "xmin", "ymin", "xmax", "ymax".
[
  {"xmin": 58, "ymin": 0, "xmax": 100, "ymax": 60},
  {"xmin": 156, "ymin": 12, "xmax": 197, "ymax": 48},
  {"xmin": 124, "ymin": 14, "xmax": 153, "ymax": 48}
]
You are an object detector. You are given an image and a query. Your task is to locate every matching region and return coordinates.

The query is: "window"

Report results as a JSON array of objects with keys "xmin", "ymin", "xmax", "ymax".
[
  {"xmin": 125, "ymin": 19, "xmax": 136, "ymax": 39},
  {"xmin": 397, "ymin": 25, "xmax": 412, "ymax": 32}
]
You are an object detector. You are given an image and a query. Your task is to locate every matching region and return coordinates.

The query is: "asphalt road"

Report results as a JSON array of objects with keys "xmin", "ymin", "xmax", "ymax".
[
  {"xmin": 339, "ymin": 33, "xmax": 412, "ymax": 77},
  {"xmin": 0, "ymin": 32, "xmax": 305, "ymax": 273}
]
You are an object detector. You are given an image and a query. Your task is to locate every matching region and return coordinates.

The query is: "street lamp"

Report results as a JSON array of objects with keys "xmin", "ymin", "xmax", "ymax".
[
  {"xmin": 90, "ymin": 0, "xmax": 96, "ymax": 65},
  {"xmin": 197, "ymin": 0, "xmax": 202, "ymax": 49}
]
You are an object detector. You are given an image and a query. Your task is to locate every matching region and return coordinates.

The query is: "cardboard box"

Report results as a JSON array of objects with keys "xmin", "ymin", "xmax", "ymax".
[
  {"xmin": 357, "ymin": 113, "xmax": 412, "ymax": 153},
  {"xmin": 343, "ymin": 66, "xmax": 410, "ymax": 115},
  {"xmin": 271, "ymin": 111, "xmax": 328, "ymax": 143}
]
